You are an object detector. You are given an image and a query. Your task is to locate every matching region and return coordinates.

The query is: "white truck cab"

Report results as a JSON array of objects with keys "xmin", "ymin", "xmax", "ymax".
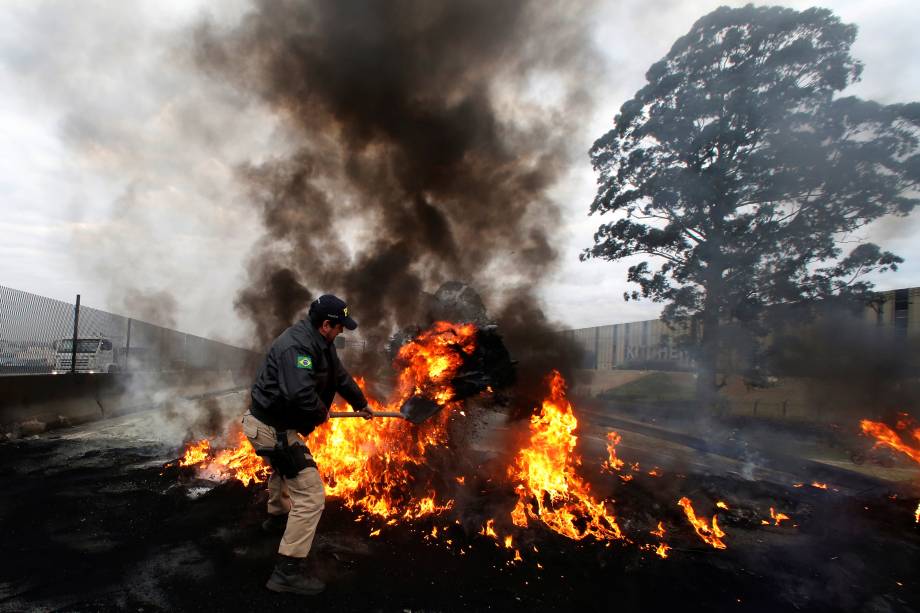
[{"xmin": 53, "ymin": 338, "xmax": 117, "ymax": 374}]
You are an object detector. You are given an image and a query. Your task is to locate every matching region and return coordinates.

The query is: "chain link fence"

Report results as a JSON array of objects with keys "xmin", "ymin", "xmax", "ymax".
[{"xmin": 0, "ymin": 285, "xmax": 256, "ymax": 376}]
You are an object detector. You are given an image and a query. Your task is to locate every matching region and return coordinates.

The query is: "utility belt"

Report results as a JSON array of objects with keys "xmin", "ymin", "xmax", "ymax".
[{"xmin": 254, "ymin": 429, "xmax": 317, "ymax": 479}]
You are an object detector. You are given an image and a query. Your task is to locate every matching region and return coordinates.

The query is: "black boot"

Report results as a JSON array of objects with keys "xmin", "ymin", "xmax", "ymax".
[
  {"xmin": 266, "ymin": 554, "xmax": 325, "ymax": 595},
  {"xmin": 261, "ymin": 513, "xmax": 288, "ymax": 534}
]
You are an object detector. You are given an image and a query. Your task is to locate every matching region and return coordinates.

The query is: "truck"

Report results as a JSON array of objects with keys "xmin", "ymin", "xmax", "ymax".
[{"xmin": 52, "ymin": 338, "xmax": 118, "ymax": 374}]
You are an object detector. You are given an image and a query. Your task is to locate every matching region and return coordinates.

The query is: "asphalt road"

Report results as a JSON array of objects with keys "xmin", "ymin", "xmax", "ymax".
[{"xmin": 1, "ymin": 405, "xmax": 919, "ymax": 612}]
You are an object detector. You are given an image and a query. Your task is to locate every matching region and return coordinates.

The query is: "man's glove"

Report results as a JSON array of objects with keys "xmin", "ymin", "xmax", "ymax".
[{"xmin": 355, "ymin": 404, "xmax": 372, "ymax": 420}]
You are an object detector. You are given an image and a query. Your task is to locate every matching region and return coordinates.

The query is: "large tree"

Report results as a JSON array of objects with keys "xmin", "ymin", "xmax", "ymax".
[{"xmin": 585, "ymin": 5, "xmax": 920, "ymax": 406}]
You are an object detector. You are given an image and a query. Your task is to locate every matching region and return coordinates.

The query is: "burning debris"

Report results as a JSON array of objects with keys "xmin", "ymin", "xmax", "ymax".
[
  {"xmin": 766, "ymin": 507, "xmax": 792, "ymax": 527},
  {"xmin": 602, "ymin": 431, "xmax": 625, "ymax": 472},
  {"xmin": 391, "ymin": 317, "xmax": 516, "ymax": 402},
  {"xmin": 677, "ymin": 497, "xmax": 727, "ymax": 550},
  {"xmin": 175, "ymin": 430, "xmax": 269, "ymax": 486},
  {"xmin": 169, "ymin": 323, "xmax": 920, "ymax": 573},
  {"xmin": 176, "ymin": 321, "xmax": 845, "ymax": 566},
  {"xmin": 860, "ymin": 415, "xmax": 920, "ymax": 464},
  {"xmin": 180, "ymin": 320, "xmax": 496, "ymax": 520},
  {"xmin": 508, "ymin": 370, "xmax": 624, "ymax": 542},
  {"xmin": 8, "ymin": 323, "xmax": 920, "ymax": 611},
  {"xmin": 859, "ymin": 413, "xmax": 920, "ymax": 524},
  {"xmin": 647, "ymin": 522, "xmax": 670, "ymax": 558},
  {"xmin": 173, "ymin": 323, "xmax": 642, "ymax": 554}
]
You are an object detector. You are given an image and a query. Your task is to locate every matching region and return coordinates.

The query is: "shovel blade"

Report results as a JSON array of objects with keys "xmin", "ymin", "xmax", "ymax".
[{"xmin": 399, "ymin": 396, "xmax": 443, "ymax": 425}]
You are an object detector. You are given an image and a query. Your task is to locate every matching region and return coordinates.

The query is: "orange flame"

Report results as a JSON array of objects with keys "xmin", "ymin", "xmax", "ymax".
[
  {"xmin": 810, "ymin": 482, "xmax": 828, "ymax": 490},
  {"xmin": 678, "ymin": 497, "xmax": 727, "ymax": 549},
  {"xmin": 177, "ymin": 321, "xmax": 478, "ymax": 519},
  {"xmin": 479, "ymin": 519, "xmax": 498, "ymax": 538},
  {"xmin": 648, "ymin": 521, "xmax": 670, "ymax": 558},
  {"xmin": 769, "ymin": 507, "xmax": 791, "ymax": 526},
  {"xmin": 211, "ymin": 431, "xmax": 271, "ymax": 486},
  {"xmin": 307, "ymin": 320, "xmax": 476, "ymax": 519},
  {"xmin": 177, "ymin": 431, "xmax": 269, "ymax": 486},
  {"xmin": 861, "ymin": 416, "xmax": 920, "ymax": 524},
  {"xmin": 859, "ymin": 418, "xmax": 920, "ymax": 464},
  {"xmin": 509, "ymin": 371, "xmax": 624, "ymax": 541},
  {"xmin": 179, "ymin": 439, "xmax": 211, "ymax": 467},
  {"xmin": 175, "ymin": 331, "xmax": 685, "ymax": 557},
  {"xmin": 603, "ymin": 431, "xmax": 625, "ymax": 472}
]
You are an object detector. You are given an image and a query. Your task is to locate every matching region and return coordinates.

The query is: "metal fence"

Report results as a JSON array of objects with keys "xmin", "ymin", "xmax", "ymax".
[{"xmin": 0, "ymin": 285, "xmax": 256, "ymax": 376}]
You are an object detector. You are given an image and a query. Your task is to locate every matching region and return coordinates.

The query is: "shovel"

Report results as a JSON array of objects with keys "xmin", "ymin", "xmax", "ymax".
[{"xmin": 328, "ymin": 396, "xmax": 442, "ymax": 425}]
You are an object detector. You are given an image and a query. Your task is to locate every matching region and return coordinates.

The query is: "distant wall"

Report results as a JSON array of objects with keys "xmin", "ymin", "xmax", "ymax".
[
  {"xmin": 571, "ymin": 369, "xmax": 653, "ymax": 398},
  {"xmin": 564, "ymin": 286, "xmax": 920, "ymax": 374},
  {"xmin": 563, "ymin": 321, "xmax": 694, "ymax": 371},
  {"xmin": 0, "ymin": 370, "xmax": 248, "ymax": 435}
]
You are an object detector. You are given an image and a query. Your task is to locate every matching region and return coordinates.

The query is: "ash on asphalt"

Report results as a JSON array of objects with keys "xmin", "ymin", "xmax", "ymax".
[{"xmin": 1, "ymin": 412, "xmax": 920, "ymax": 612}]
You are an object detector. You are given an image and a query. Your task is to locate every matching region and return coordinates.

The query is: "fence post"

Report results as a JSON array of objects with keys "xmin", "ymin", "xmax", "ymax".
[
  {"xmin": 70, "ymin": 294, "xmax": 81, "ymax": 374},
  {"xmin": 593, "ymin": 327, "xmax": 599, "ymax": 370},
  {"xmin": 753, "ymin": 400, "xmax": 758, "ymax": 416},
  {"xmin": 782, "ymin": 400, "xmax": 787, "ymax": 418},
  {"xmin": 125, "ymin": 318, "xmax": 132, "ymax": 371}
]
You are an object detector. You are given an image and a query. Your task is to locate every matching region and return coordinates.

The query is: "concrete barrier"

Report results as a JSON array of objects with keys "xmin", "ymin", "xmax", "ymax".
[{"xmin": 0, "ymin": 369, "xmax": 249, "ymax": 436}]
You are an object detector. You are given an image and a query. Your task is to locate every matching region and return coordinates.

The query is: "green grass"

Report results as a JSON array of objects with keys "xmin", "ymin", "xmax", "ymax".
[{"xmin": 601, "ymin": 371, "xmax": 695, "ymax": 402}]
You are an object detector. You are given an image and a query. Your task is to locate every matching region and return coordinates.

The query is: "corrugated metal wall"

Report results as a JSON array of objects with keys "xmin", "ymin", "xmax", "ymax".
[{"xmin": 562, "ymin": 319, "xmax": 694, "ymax": 371}]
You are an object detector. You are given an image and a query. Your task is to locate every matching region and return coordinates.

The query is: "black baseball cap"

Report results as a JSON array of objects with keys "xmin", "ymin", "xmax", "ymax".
[{"xmin": 309, "ymin": 294, "xmax": 357, "ymax": 330}]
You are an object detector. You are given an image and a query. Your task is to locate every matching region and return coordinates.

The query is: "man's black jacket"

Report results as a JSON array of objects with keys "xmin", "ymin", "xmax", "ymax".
[{"xmin": 250, "ymin": 320, "xmax": 368, "ymax": 434}]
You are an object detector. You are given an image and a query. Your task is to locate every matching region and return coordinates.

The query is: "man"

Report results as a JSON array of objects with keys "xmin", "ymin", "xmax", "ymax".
[{"xmin": 241, "ymin": 294, "xmax": 369, "ymax": 595}]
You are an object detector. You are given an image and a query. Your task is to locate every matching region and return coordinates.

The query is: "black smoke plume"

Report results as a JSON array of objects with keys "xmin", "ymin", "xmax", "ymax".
[{"xmin": 193, "ymin": 0, "xmax": 593, "ymax": 391}]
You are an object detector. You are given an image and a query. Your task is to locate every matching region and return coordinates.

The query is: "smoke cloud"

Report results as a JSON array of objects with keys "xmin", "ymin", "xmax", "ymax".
[{"xmin": 192, "ymin": 0, "xmax": 597, "ymax": 384}]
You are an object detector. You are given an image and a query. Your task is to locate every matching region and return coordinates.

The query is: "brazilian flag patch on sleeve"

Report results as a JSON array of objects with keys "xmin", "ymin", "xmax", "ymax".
[{"xmin": 296, "ymin": 355, "xmax": 313, "ymax": 369}]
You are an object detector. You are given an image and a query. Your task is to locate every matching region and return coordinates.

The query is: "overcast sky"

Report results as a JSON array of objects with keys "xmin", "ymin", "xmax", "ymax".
[{"xmin": 2, "ymin": 0, "xmax": 919, "ymax": 345}]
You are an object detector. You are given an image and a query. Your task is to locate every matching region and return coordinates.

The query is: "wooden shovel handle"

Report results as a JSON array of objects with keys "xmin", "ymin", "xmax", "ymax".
[{"xmin": 328, "ymin": 410, "xmax": 405, "ymax": 419}]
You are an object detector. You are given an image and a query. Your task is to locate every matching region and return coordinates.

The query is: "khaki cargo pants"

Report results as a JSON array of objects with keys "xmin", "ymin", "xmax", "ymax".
[{"xmin": 241, "ymin": 412, "xmax": 325, "ymax": 558}]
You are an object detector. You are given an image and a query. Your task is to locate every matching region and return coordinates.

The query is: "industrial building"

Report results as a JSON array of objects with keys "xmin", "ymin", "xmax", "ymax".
[{"xmin": 565, "ymin": 286, "xmax": 920, "ymax": 371}]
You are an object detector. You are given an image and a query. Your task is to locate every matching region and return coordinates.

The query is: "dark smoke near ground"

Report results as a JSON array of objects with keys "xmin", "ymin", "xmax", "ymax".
[{"xmin": 193, "ymin": 0, "xmax": 592, "ymax": 390}]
